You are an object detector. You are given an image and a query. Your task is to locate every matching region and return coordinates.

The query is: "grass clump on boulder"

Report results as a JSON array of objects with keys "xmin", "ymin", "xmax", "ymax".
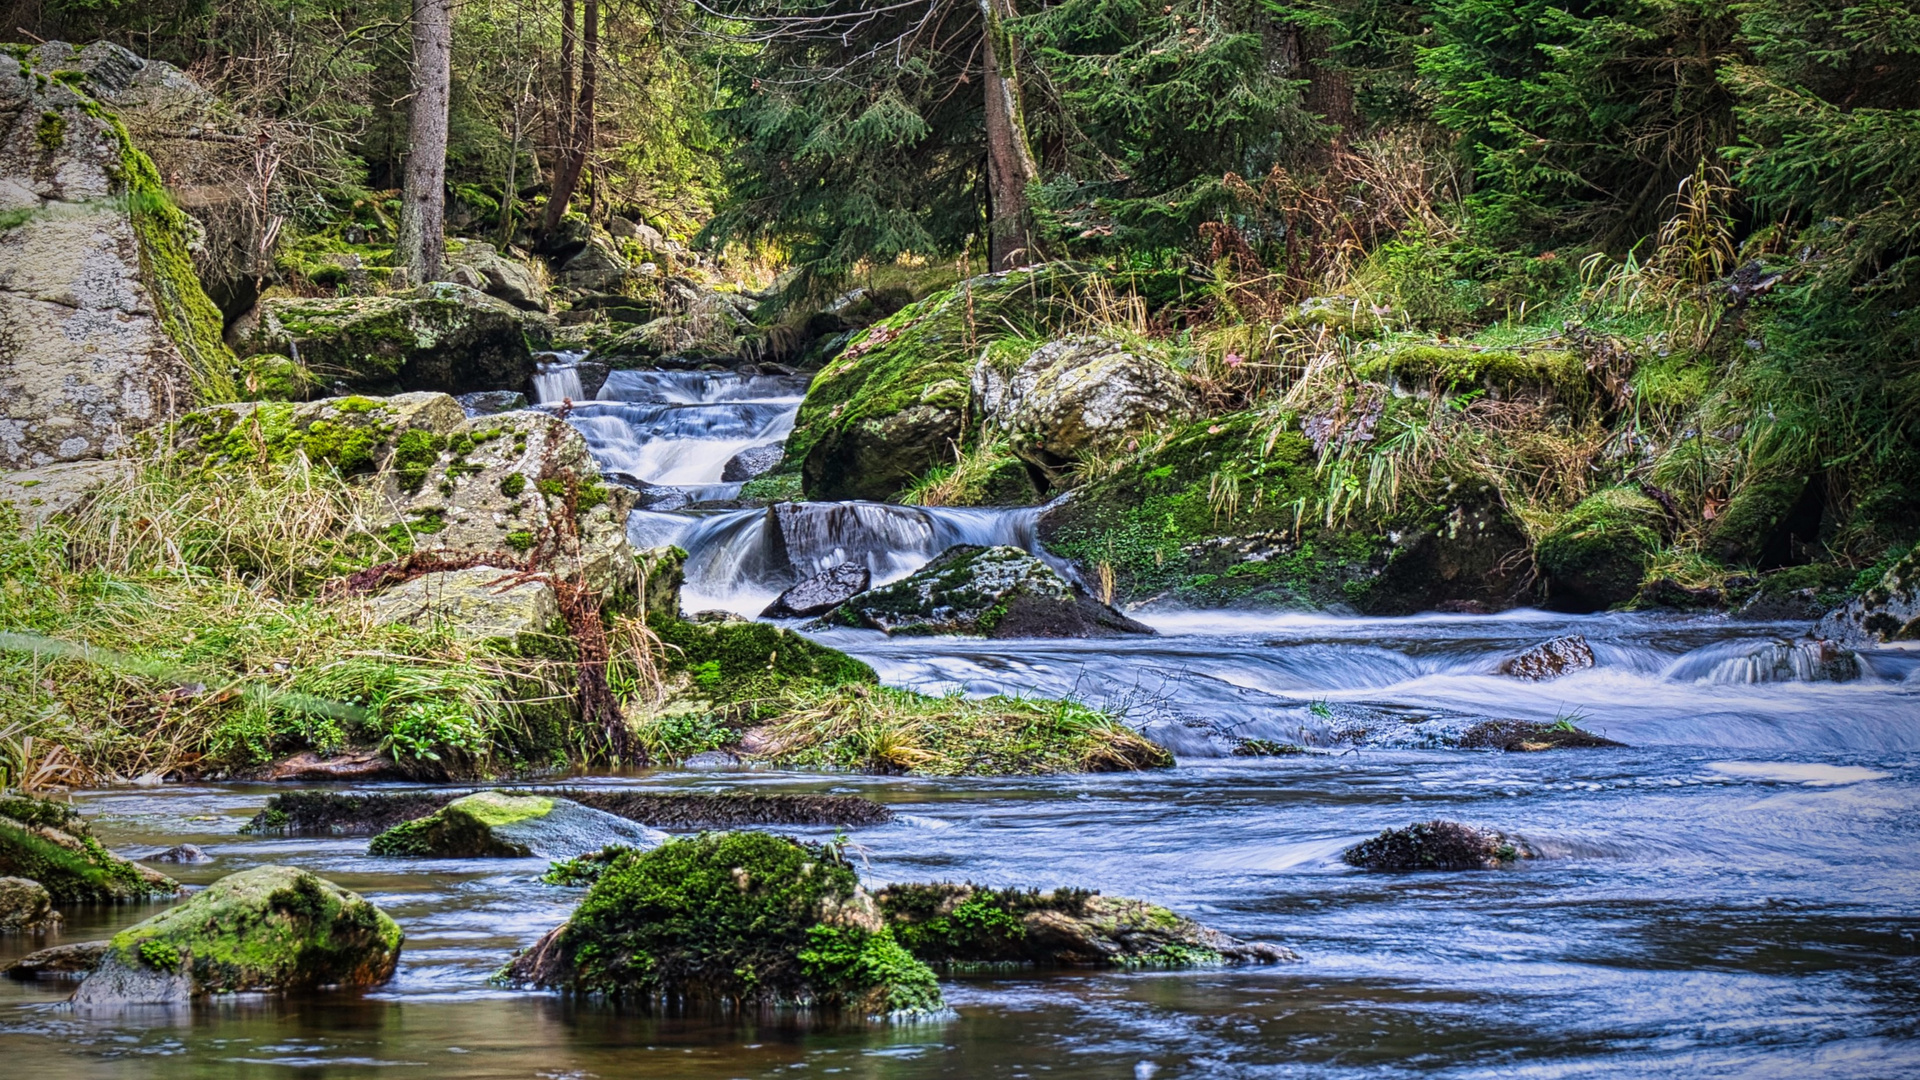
[
  {"xmin": 502, "ymin": 831, "xmax": 943, "ymax": 1018},
  {"xmin": 1535, "ymin": 486, "xmax": 1668, "ymax": 611},
  {"xmin": 71, "ymin": 865, "xmax": 401, "ymax": 1006}
]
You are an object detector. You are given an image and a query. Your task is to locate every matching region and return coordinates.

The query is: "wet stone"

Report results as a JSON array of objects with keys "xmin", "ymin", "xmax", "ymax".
[
  {"xmin": 1500, "ymin": 635, "xmax": 1596, "ymax": 680},
  {"xmin": 1342, "ymin": 820, "xmax": 1535, "ymax": 871},
  {"xmin": 762, "ymin": 562, "xmax": 872, "ymax": 619}
]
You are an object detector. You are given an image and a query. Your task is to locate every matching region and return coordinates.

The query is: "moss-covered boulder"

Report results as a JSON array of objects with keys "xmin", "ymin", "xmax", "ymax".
[
  {"xmin": 790, "ymin": 264, "xmax": 1088, "ymax": 501},
  {"xmin": 500, "ymin": 831, "xmax": 943, "ymax": 1017},
  {"xmin": 652, "ymin": 616, "xmax": 878, "ymax": 705},
  {"xmin": 0, "ymin": 876, "xmax": 59, "ymax": 932},
  {"xmin": 877, "ymin": 884, "xmax": 1294, "ymax": 969},
  {"xmin": 974, "ymin": 335, "xmax": 1196, "ymax": 489},
  {"xmin": 1359, "ymin": 345, "xmax": 1586, "ymax": 402},
  {"xmin": 70, "ymin": 865, "xmax": 401, "ymax": 1006},
  {"xmin": 174, "ymin": 392, "xmax": 465, "ymax": 476},
  {"xmin": 1707, "ymin": 470, "xmax": 1822, "ymax": 569},
  {"xmin": 0, "ymin": 798, "xmax": 180, "ymax": 904},
  {"xmin": 820, "ymin": 544, "xmax": 1153, "ymax": 638},
  {"xmin": 1, "ymin": 45, "xmax": 233, "ymax": 469},
  {"xmin": 248, "ymin": 282, "xmax": 545, "ymax": 396},
  {"xmin": 1038, "ymin": 411, "xmax": 1530, "ymax": 613},
  {"xmin": 763, "ymin": 562, "xmax": 871, "ymax": 618},
  {"xmin": 367, "ymin": 791, "xmax": 666, "ymax": 858},
  {"xmin": 1536, "ymin": 487, "xmax": 1667, "ymax": 611},
  {"xmin": 1818, "ymin": 544, "xmax": 1919, "ymax": 645},
  {"xmin": 446, "ymin": 239, "xmax": 547, "ymax": 312},
  {"xmin": 1341, "ymin": 820, "xmax": 1535, "ymax": 871}
]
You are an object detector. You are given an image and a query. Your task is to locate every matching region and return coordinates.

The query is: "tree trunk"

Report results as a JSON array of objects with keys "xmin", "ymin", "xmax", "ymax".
[
  {"xmin": 398, "ymin": 0, "xmax": 453, "ymax": 284},
  {"xmin": 543, "ymin": 0, "xmax": 598, "ymax": 238},
  {"xmin": 977, "ymin": 0, "xmax": 1038, "ymax": 271}
]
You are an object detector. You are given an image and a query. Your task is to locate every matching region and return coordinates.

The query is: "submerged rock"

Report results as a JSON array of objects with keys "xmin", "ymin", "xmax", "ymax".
[
  {"xmin": 500, "ymin": 832, "xmax": 943, "ymax": 1017},
  {"xmin": 1342, "ymin": 820, "xmax": 1535, "ymax": 871},
  {"xmin": 148, "ymin": 844, "xmax": 212, "ymax": 865},
  {"xmin": 367, "ymin": 791, "xmax": 666, "ymax": 859},
  {"xmin": 975, "ymin": 335, "xmax": 1196, "ymax": 488},
  {"xmin": 1500, "ymin": 635, "xmax": 1596, "ymax": 681},
  {"xmin": 0, "ymin": 877, "xmax": 60, "ymax": 932},
  {"xmin": 0, "ymin": 797, "xmax": 180, "ymax": 903},
  {"xmin": 762, "ymin": 562, "xmax": 871, "ymax": 619},
  {"xmin": 1818, "ymin": 546, "xmax": 1919, "ymax": 646},
  {"xmin": 1457, "ymin": 720, "xmax": 1624, "ymax": 751},
  {"xmin": 821, "ymin": 545, "xmax": 1152, "ymax": 638},
  {"xmin": 71, "ymin": 866, "xmax": 402, "ymax": 1007},
  {"xmin": 4, "ymin": 940, "xmax": 106, "ymax": 981},
  {"xmin": 877, "ymin": 884, "xmax": 1294, "ymax": 969}
]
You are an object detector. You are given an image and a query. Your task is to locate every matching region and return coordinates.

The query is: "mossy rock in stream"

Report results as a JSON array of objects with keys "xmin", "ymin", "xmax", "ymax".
[
  {"xmin": 818, "ymin": 544, "xmax": 1153, "ymax": 638},
  {"xmin": 0, "ymin": 799, "xmax": 180, "ymax": 904},
  {"xmin": 876, "ymin": 884, "xmax": 1295, "ymax": 970},
  {"xmin": 501, "ymin": 831, "xmax": 944, "ymax": 1017},
  {"xmin": 788, "ymin": 264, "xmax": 1090, "ymax": 501},
  {"xmin": 1535, "ymin": 486, "xmax": 1667, "ymax": 611},
  {"xmin": 1341, "ymin": 820, "xmax": 1536, "ymax": 872},
  {"xmin": 367, "ymin": 791, "xmax": 666, "ymax": 859},
  {"xmin": 1038, "ymin": 410, "xmax": 1530, "ymax": 613},
  {"xmin": 72, "ymin": 866, "xmax": 401, "ymax": 1006}
]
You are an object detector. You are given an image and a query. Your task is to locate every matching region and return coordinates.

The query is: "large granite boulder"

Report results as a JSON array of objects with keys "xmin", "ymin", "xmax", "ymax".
[
  {"xmin": 975, "ymin": 335, "xmax": 1196, "ymax": 488},
  {"xmin": 820, "ymin": 544, "xmax": 1153, "ymax": 638},
  {"xmin": 367, "ymin": 791, "xmax": 666, "ymax": 858},
  {"xmin": 500, "ymin": 831, "xmax": 943, "ymax": 1017},
  {"xmin": 0, "ymin": 459, "xmax": 134, "ymax": 527},
  {"xmin": 247, "ymin": 282, "xmax": 545, "ymax": 396},
  {"xmin": 70, "ymin": 865, "xmax": 401, "ymax": 1007},
  {"xmin": 0, "ymin": 796, "xmax": 180, "ymax": 903},
  {"xmin": 446, "ymin": 240, "xmax": 547, "ymax": 312},
  {"xmin": 364, "ymin": 565, "xmax": 562, "ymax": 642},
  {"xmin": 1819, "ymin": 545, "xmax": 1919, "ymax": 646},
  {"xmin": 1, "ymin": 46, "xmax": 232, "ymax": 468},
  {"xmin": 877, "ymin": 883, "xmax": 1294, "ymax": 968}
]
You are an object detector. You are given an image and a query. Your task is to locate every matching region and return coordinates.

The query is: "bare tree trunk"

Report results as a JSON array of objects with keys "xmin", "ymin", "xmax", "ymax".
[
  {"xmin": 543, "ymin": 0, "xmax": 597, "ymax": 237},
  {"xmin": 398, "ymin": 0, "xmax": 453, "ymax": 284},
  {"xmin": 978, "ymin": 0, "xmax": 1038, "ymax": 271}
]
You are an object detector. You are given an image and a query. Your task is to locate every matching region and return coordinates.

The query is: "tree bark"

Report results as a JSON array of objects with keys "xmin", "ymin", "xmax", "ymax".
[
  {"xmin": 398, "ymin": 0, "xmax": 453, "ymax": 284},
  {"xmin": 977, "ymin": 0, "xmax": 1038, "ymax": 271},
  {"xmin": 543, "ymin": 0, "xmax": 598, "ymax": 238}
]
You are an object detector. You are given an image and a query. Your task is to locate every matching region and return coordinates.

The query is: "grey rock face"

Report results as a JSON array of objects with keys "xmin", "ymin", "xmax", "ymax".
[
  {"xmin": 364, "ymin": 566, "xmax": 561, "ymax": 642},
  {"xmin": 456, "ymin": 390, "xmax": 530, "ymax": 416},
  {"xmin": 447, "ymin": 240, "xmax": 548, "ymax": 312},
  {"xmin": 763, "ymin": 562, "xmax": 871, "ymax": 619},
  {"xmin": 1819, "ymin": 547, "xmax": 1919, "ymax": 645},
  {"xmin": 721, "ymin": 443, "xmax": 784, "ymax": 482},
  {"xmin": 974, "ymin": 335, "xmax": 1196, "ymax": 485}
]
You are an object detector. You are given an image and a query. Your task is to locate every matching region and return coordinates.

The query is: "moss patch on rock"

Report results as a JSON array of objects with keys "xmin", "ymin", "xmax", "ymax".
[
  {"xmin": 502, "ymin": 831, "xmax": 943, "ymax": 1017},
  {"xmin": 0, "ymin": 801, "xmax": 179, "ymax": 904},
  {"xmin": 1536, "ymin": 486, "xmax": 1667, "ymax": 611}
]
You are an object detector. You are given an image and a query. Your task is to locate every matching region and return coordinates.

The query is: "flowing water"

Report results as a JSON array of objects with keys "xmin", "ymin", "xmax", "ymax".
[{"xmin": 5, "ymin": 361, "xmax": 1917, "ymax": 1078}]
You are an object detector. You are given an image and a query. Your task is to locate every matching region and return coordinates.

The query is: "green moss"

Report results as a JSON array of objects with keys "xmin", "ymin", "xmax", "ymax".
[
  {"xmin": 737, "ymin": 470, "xmax": 803, "ymax": 503},
  {"xmin": 1362, "ymin": 345, "xmax": 1585, "ymax": 396},
  {"xmin": 368, "ymin": 791, "xmax": 554, "ymax": 857},
  {"xmin": 0, "ymin": 816, "xmax": 178, "ymax": 904},
  {"xmin": 1536, "ymin": 486, "xmax": 1667, "ymax": 610},
  {"xmin": 504, "ymin": 529, "xmax": 536, "ymax": 552},
  {"xmin": 138, "ymin": 939, "xmax": 182, "ymax": 972},
  {"xmin": 392, "ymin": 429, "xmax": 448, "ymax": 494},
  {"xmin": 34, "ymin": 110, "xmax": 65, "ymax": 151},
  {"xmin": 532, "ymin": 831, "xmax": 942, "ymax": 1014},
  {"xmin": 651, "ymin": 618, "xmax": 877, "ymax": 708},
  {"xmin": 499, "ymin": 473, "xmax": 527, "ymax": 498}
]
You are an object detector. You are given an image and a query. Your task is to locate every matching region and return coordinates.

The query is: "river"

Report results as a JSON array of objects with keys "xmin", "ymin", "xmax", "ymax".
[{"xmin": 3, "ymin": 361, "xmax": 1915, "ymax": 1078}]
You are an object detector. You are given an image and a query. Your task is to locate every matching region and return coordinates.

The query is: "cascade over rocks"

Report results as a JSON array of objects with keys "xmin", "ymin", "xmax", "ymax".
[
  {"xmin": 367, "ymin": 791, "xmax": 667, "ymax": 858},
  {"xmin": 877, "ymin": 884, "xmax": 1295, "ymax": 968},
  {"xmin": 1, "ymin": 45, "xmax": 231, "ymax": 469},
  {"xmin": 0, "ymin": 796, "xmax": 180, "ymax": 904},
  {"xmin": 70, "ymin": 865, "xmax": 402, "ymax": 1007},
  {"xmin": 1819, "ymin": 546, "xmax": 1919, "ymax": 645},
  {"xmin": 1342, "ymin": 820, "xmax": 1535, "ymax": 871},
  {"xmin": 1500, "ymin": 635, "xmax": 1596, "ymax": 680},
  {"xmin": 820, "ymin": 544, "xmax": 1153, "ymax": 638},
  {"xmin": 975, "ymin": 335, "xmax": 1196, "ymax": 488},
  {"xmin": 762, "ymin": 562, "xmax": 871, "ymax": 618},
  {"xmin": 245, "ymin": 282, "xmax": 547, "ymax": 397}
]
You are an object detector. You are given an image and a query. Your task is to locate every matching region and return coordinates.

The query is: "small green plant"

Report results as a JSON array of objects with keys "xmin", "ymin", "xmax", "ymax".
[{"xmin": 138, "ymin": 940, "xmax": 182, "ymax": 972}]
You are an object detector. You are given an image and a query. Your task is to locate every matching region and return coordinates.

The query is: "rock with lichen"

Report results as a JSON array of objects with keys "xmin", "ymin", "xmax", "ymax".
[
  {"xmin": 1819, "ymin": 545, "xmax": 1919, "ymax": 646},
  {"xmin": 819, "ymin": 544, "xmax": 1152, "ymax": 638},
  {"xmin": 500, "ymin": 831, "xmax": 944, "ymax": 1017},
  {"xmin": 70, "ymin": 865, "xmax": 401, "ymax": 1007},
  {"xmin": 1341, "ymin": 820, "xmax": 1535, "ymax": 871},
  {"xmin": 367, "ymin": 791, "xmax": 666, "ymax": 859},
  {"xmin": 974, "ymin": 335, "xmax": 1196, "ymax": 488},
  {"xmin": 876, "ymin": 883, "xmax": 1294, "ymax": 969}
]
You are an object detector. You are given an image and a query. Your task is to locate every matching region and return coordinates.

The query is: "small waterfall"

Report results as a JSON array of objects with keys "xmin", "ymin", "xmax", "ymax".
[
  {"xmin": 628, "ymin": 501, "xmax": 1048, "ymax": 615},
  {"xmin": 532, "ymin": 354, "xmax": 587, "ymax": 404},
  {"xmin": 548, "ymin": 368, "xmax": 808, "ymax": 489}
]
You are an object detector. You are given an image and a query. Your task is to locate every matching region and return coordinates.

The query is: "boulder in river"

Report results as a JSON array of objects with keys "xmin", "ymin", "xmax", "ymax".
[
  {"xmin": 1818, "ymin": 545, "xmax": 1919, "ymax": 646},
  {"xmin": 1499, "ymin": 635, "xmax": 1596, "ymax": 681},
  {"xmin": 721, "ymin": 443, "xmax": 785, "ymax": 482},
  {"xmin": 762, "ymin": 562, "xmax": 871, "ymax": 619},
  {"xmin": 974, "ymin": 335, "xmax": 1197, "ymax": 489},
  {"xmin": 500, "ymin": 831, "xmax": 944, "ymax": 1017},
  {"xmin": 148, "ymin": 844, "xmax": 212, "ymax": 865},
  {"xmin": 876, "ymin": 884, "xmax": 1295, "ymax": 968},
  {"xmin": 366, "ymin": 791, "xmax": 667, "ymax": 859},
  {"xmin": 5, "ymin": 940, "xmax": 106, "ymax": 981},
  {"xmin": 1457, "ymin": 720, "xmax": 1624, "ymax": 751},
  {"xmin": 70, "ymin": 865, "xmax": 402, "ymax": 1007},
  {"xmin": 0, "ymin": 877, "xmax": 60, "ymax": 932},
  {"xmin": 820, "ymin": 544, "xmax": 1153, "ymax": 638},
  {"xmin": 245, "ymin": 789, "xmax": 892, "ymax": 838},
  {"xmin": 1341, "ymin": 820, "xmax": 1535, "ymax": 871},
  {"xmin": 0, "ymin": 796, "xmax": 180, "ymax": 903}
]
